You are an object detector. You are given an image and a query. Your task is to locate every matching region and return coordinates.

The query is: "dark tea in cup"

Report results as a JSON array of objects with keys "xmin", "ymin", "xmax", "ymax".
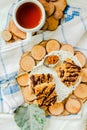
[
  {"xmin": 16, "ymin": 2, "xmax": 42, "ymax": 29},
  {"xmin": 13, "ymin": 0, "xmax": 45, "ymax": 41}
]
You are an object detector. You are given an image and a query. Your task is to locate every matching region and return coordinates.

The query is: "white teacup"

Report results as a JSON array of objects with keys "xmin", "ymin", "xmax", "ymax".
[{"xmin": 13, "ymin": 0, "xmax": 45, "ymax": 41}]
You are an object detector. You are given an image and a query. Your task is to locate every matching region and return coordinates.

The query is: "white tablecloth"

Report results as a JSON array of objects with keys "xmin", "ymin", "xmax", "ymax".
[
  {"xmin": 0, "ymin": 0, "xmax": 87, "ymax": 130},
  {"xmin": 0, "ymin": 102, "xmax": 87, "ymax": 130}
]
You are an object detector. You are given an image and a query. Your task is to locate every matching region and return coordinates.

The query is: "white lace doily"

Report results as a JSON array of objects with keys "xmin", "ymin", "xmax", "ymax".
[{"xmin": 30, "ymin": 50, "xmax": 81, "ymax": 102}]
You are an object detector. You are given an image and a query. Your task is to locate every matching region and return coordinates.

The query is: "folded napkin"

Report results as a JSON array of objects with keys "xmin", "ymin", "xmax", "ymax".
[
  {"xmin": 0, "ymin": 79, "xmax": 24, "ymax": 113},
  {"xmin": 0, "ymin": 0, "xmax": 87, "ymax": 115}
]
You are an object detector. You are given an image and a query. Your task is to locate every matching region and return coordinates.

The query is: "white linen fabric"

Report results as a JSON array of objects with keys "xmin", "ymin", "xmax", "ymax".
[
  {"xmin": 67, "ymin": 0, "xmax": 87, "ymax": 9},
  {"xmin": 0, "ymin": 0, "xmax": 87, "ymax": 130}
]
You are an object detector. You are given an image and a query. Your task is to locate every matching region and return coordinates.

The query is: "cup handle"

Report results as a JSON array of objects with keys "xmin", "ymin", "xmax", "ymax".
[{"xmin": 27, "ymin": 32, "xmax": 32, "ymax": 41}]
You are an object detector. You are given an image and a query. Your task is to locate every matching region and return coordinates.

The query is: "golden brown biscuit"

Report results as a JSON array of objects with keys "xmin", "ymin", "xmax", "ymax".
[
  {"xmin": 46, "ymin": 39, "xmax": 60, "ymax": 53},
  {"xmin": 16, "ymin": 73, "xmax": 29, "ymax": 86},
  {"xmin": 54, "ymin": 8, "xmax": 63, "ymax": 20},
  {"xmin": 46, "ymin": 16, "xmax": 59, "ymax": 31},
  {"xmin": 2, "ymin": 30, "xmax": 12, "ymax": 42},
  {"xmin": 65, "ymin": 97, "xmax": 81, "ymax": 114},
  {"xmin": 38, "ymin": 0, "xmax": 46, "ymax": 4},
  {"xmin": 53, "ymin": 0, "xmax": 67, "ymax": 11},
  {"xmin": 13, "ymin": 34, "xmax": 21, "ymax": 41},
  {"xmin": 61, "ymin": 44, "xmax": 74, "ymax": 55},
  {"xmin": 8, "ymin": 20, "xmax": 26, "ymax": 39},
  {"xmin": 74, "ymin": 83, "xmax": 87, "ymax": 99},
  {"xmin": 21, "ymin": 86, "xmax": 36, "ymax": 102},
  {"xmin": 49, "ymin": 102, "xmax": 64, "ymax": 116},
  {"xmin": 43, "ymin": 2, "xmax": 55, "ymax": 17},
  {"xmin": 56, "ymin": 58, "xmax": 81, "ymax": 87},
  {"xmin": 20, "ymin": 55, "xmax": 35, "ymax": 72},
  {"xmin": 81, "ymin": 68, "xmax": 87, "ymax": 82},
  {"xmin": 31, "ymin": 45, "xmax": 46, "ymax": 60},
  {"xmin": 35, "ymin": 82, "xmax": 57, "ymax": 108},
  {"xmin": 75, "ymin": 51, "xmax": 86, "ymax": 67}
]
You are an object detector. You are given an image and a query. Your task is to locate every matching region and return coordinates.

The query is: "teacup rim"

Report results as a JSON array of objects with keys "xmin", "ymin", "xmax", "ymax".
[{"xmin": 13, "ymin": 0, "xmax": 46, "ymax": 32}]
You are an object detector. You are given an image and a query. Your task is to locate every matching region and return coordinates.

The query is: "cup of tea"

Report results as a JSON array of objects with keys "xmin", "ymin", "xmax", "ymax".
[{"xmin": 13, "ymin": 0, "xmax": 45, "ymax": 41}]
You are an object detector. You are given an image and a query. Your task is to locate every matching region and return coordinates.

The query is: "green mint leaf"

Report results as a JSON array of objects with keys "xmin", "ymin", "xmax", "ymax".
[{"xmin": 14, "ymin": 104, "xmax": 46, "ymax": 130}]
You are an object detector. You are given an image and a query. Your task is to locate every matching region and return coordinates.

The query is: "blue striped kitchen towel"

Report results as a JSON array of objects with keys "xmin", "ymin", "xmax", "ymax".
[{"xmin": 0, "ymin": 0, "xmax": 87, "ymax": 114}]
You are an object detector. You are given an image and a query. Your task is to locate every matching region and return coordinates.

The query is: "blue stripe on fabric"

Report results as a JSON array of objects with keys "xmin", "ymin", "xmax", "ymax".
[
  {"xmin": 17, "ymin": 0, "xmax": 22, "ymax": 2},
  {"xmin": 64, "ymin": 5, "xmax": 80, "ymax": 22},
  {"xmin": 64, "ymin": 5, "xmax": 87, "ymax": 32},
  {"xmin": 72, "ymin": 11, "xmax": 80, "ymax": 16},
  {"xmin": 0, "ymin": 88, "xmax": 4, "ymax": 112},
  {"xmin": 0, "ymin": 88, "xmax": 3, "ymax": 101},
  {"xmin": 2, "ymin": 84, "xmax": 20, "ymax": 95},
  {"xmin": 65, "ymin": 15, "xmax": 73, "ymax": 22},
  {"xmin": 64, "ymin": 5, "xmax": 80, "ymax": 14},
  {"xmin": 64, "ymin": 5, "xmax": 70, "ymax": 14},
  {"xmin": 0, "ymin": 71, "xmax": 18, "ymax": 84},
  {"xmin": 0, "ymin": 71, "xmax": 18, "ymax": 80}
]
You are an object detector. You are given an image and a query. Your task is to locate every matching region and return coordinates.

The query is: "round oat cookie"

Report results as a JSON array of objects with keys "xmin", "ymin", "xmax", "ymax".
[
  {"xmin": 21, "ymin": 86, "xmax": 36, "ymax": 102},
  {"xmin": 44, "ymin": 2, "xmax": 55, "ymax": 17},
  {"xmin": 53, "ymin": 0, "xmax": 67, "ymax": 11},
  {"xmin": 74, "ymin": 83, "xmax": 87, "ymax": 99},
  {"xmin": 49, "ymin": 102, "xmax": 64, "ymax": 116},
  {"xmin": 16, "ymin": 73, "xmax": 29, "ymax": 86},
  {"xmin": 31, "ymin": 45, "xmax": 46, "ymax": 60},
  {"xmin": 75, "ymin": 51, "xmax": 86, "ymax": 67},
  {"xmin": 20, "ymin": 55, "xmax": 35, "ymax": 72},
  {"xmin": 2, "ymin": 30, "xmax": 12, "ymax": 42},
  {"xmin": 46, "ymin": 16, "xmax": 59, "ymax": 31},
  {"xmin": 81, "ymin": 68, "xmax": 87, "ymax": 82},
  {"xmin": 46, "ymin": 39, "xmax": 60, "ymax": 53},
  {"xmin": 61, "ymin": 44, "xmax": 74, "ymax": 55},
  {"xmin": 54, "ymin": 8, "xmax": 63, "ymax": 20},
  {"xmin": 65, "ymin": 97, "xmax": 81, "ymax": 114}
]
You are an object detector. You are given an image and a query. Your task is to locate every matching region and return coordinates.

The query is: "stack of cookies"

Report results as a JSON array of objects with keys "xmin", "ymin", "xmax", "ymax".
[{"xmin": 38, "ymin": 0, "xmax": 67, "ymax": 31}]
